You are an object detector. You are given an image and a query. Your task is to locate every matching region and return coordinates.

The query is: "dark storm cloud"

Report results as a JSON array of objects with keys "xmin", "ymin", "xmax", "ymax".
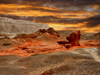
[
  {"xmin": 24, "ymin": 0, "xmax": 100, "ymax": 6},
  {"xmin": 0, "ymin": 0, "xmax": 25, "ymax": 4},
  {"xmin": 29, "ymin": 8, "xmax": 66, "ymax": 13},
  {"xmin": 33, "ymin": 15, "xmax": 100, "ymax": 28},
  {"xmin": 1, "ymin": 0, "xmax": 100, "ymax": 6},
  {"xmin": 24, "ymin": 0, "xmax": 100, "ymax": 4},
  {"xmin": 32, "ymin": 15, "xmax": 100, "ymax": 28},
  {"xmin": 32, "ymin": 16, "xmax": 78, "ymax": 24},
  {"xmin": 79, "ymin": 15, "xmax": 100, "ymax": 27},
  {"xmin": 0, "ymin": 14, "xmax": 23, "ymax": 19}
]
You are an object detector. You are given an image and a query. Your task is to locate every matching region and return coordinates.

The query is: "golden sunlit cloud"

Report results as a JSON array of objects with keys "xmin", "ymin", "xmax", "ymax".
[
  {"xmin": 80, "ymin": 25, "xmax": 100, "ymax": 33},
  {"xmin": 0, "ymin": 3, "xmax": 99, "ymax": 33},
  {"xmin": 0, "ymin": 4, "xmax": 99, "ymax": 18},
  {"xmin": 0, "ymin": 4, "xmax": 31, "ymax": 9},
  {"xmin": 45, "ymin": 22, "xmax": 87, "ymax": 30}
]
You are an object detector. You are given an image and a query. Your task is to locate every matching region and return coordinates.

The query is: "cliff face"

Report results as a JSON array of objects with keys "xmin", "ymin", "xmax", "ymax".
[{"xmin": 0, "ymin": 17, "xmax": 50, "ymax": 34}]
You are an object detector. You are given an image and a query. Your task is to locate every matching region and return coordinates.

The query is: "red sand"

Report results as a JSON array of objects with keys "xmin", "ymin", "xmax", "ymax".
[{"xmin": 0, "ymin": 39, "xmax": 100, "ymax": 57}]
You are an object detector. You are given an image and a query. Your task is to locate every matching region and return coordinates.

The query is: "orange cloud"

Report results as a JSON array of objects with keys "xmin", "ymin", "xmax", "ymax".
[
  {"xmin": 0, "ymin": 4, "xmax": 99, "ymax": 18},
  {"xmin": 0, "ymin": 4, "xmax": 99, "ymax": 33}
]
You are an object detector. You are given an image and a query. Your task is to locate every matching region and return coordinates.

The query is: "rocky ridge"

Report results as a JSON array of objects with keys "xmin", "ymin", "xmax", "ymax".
[{"xmin": 0, "ymin": 17, "xmax": 50, "ymax": 34}]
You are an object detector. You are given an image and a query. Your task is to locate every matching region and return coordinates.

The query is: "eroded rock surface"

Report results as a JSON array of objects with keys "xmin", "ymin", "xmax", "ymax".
[
  {"xmin": 0, "ymin": 17, "xmax": 50, "ymax": 34},
  {"xmin": 66, "ymin": 30, "xmax": 81, "ymax": 47}
]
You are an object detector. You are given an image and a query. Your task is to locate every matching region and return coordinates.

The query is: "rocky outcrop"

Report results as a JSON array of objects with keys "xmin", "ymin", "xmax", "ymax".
[
  {"xmin": 0, "ymin": 17, "xmax": 50, "ymax": 34},
  {"xmin": 66, "ymin": 30, "xmax": 81, "ymax": 46},
  {"xmin": 13, "ymin": 28, "xmax": 60, "ymax": 39}
]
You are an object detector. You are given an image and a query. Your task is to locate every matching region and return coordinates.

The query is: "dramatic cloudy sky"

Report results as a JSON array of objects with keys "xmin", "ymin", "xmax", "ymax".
[{"xmin": 0, "ymin": 0, "xmax": 100, "ymax": 33}]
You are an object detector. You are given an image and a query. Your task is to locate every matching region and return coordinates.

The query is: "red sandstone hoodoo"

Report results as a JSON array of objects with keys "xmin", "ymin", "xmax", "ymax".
[
  {"xmin": 57, "ymin": 30, "xmax": 81, "ymax": 47},
  {"xmin": 66, "ymin": 30, "xmax": 81, "ymax": 46}
]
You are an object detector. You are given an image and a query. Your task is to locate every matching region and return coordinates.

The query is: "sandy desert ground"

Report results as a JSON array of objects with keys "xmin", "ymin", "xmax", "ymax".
[
  {"xmin": 0, "ymin": 47, "xmax": 100, "ymax": 75},
  {"xmin": 0, "ymin": 29, "xmax": 100, "ymax": 75}
]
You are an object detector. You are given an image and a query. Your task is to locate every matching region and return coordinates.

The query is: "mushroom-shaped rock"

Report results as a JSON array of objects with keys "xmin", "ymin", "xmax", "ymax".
[{"xmin": 66, "ymin": 30, "xmax": 81, "ymax": 46}]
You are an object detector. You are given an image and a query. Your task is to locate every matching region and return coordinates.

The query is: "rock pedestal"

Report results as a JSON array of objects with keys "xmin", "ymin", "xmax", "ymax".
[{"xmin": 66, "ymin": 30, "xmax": 81, "ymax": 47}]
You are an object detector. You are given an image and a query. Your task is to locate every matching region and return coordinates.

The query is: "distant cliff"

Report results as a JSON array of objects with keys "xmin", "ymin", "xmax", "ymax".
[{"xmin": 0, "ymin": 17, "xmax": 50, "ymax": 34}]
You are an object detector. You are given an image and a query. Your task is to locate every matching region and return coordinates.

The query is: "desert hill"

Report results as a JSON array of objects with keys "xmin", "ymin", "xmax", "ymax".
[
  {"xmin": 0, "ymin": 17, "xmax": 49, "ymax": 34},
  {"xmin": 92, "ymin": 32, "xmax": 100, "ymax": 40},
  {"xmin": 81, "ymin": 32, "xmax": 100, "ymax": 40}
]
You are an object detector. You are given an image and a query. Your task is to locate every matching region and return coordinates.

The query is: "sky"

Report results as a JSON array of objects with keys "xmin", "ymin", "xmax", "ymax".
[{"xmin": 0, "ymin": 0, "xmax": 100, "ymax": 33}]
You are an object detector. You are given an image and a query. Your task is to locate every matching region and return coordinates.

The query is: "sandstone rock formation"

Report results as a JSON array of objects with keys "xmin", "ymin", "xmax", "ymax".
[
  {"xmin": 0, "ymin": 17, "xmax": 50, "ymax": 34},
  {"xmin": 66, "ymin": 30, "xmax": 81, "ymax": 46},
  {"xmin": 13, "ymin": 28, "xmax": 60, "ymax": 39}
]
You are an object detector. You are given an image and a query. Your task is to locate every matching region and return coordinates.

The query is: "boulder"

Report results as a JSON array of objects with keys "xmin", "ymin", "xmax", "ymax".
[{"xmin": 66, "ymin": 30, "xmax": 81, "ymax": 46}]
